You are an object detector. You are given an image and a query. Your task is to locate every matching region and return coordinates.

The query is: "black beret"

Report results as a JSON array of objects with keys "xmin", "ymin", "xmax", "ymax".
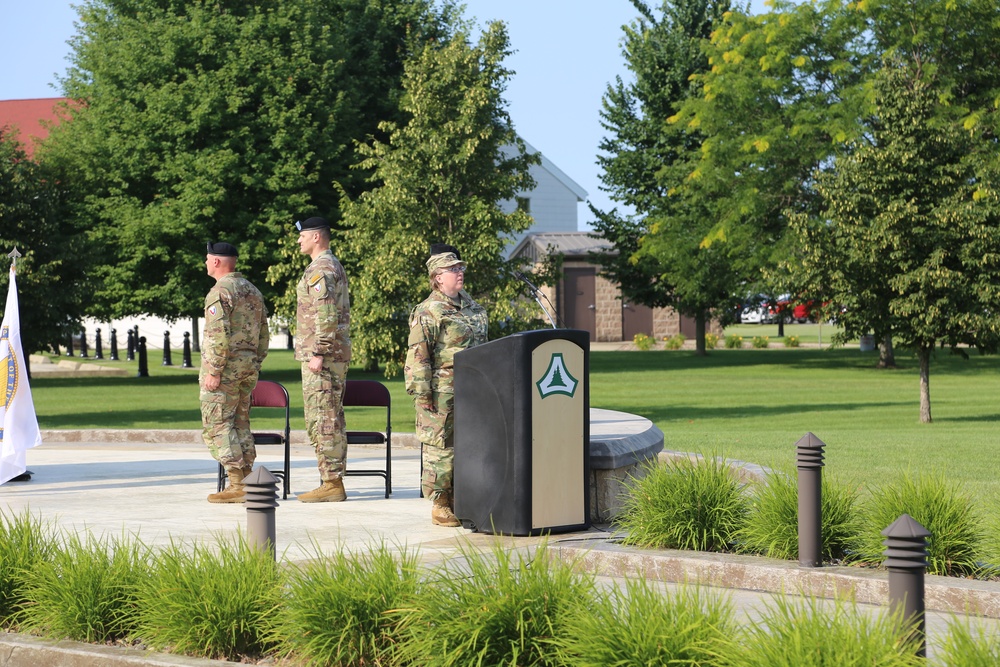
[
  {"xmin": 296, "ymin": 216, "xmax": 331, "ymax": 232},
  {"xmin": 206, "ymin": 241, "xmax": 238, "ymax": 257},
  {"xmin": 429, "ymin": 243, "xmax": 461, "ymax": 260}
]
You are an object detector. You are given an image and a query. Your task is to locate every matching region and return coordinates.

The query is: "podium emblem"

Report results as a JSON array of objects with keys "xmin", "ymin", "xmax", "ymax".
[{"xmin": 535, "ymin": 352, "xmax": 578, "ymax": 398}]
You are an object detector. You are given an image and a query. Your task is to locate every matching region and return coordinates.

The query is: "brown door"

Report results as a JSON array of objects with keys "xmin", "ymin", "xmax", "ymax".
[
  {"xmin": 563, "ymin": 268, "xmax": 596, "ymax": 339},
  {"xmin": 622, "ymin": 301, "xmax": 653, "ymax": 341},
  {"xmin": 679, "ymin": 314, "xmax": 698, "ymax": 339}
]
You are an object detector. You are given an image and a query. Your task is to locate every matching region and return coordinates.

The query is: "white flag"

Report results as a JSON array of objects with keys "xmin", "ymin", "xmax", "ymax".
[{"xmin": 0, "ymin": 267, "xmax": 42, "ymax": 483}]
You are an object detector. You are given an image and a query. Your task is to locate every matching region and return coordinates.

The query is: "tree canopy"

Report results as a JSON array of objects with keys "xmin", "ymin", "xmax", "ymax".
[{"xmin": 338, "ymin": 20, "xmax": 539, "ymax": 374}]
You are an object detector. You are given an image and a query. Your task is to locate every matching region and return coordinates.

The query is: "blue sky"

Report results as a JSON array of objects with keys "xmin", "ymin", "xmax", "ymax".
[{"xmin": 1, "ymin": 1, "xmax": 764, "ymax": 229}]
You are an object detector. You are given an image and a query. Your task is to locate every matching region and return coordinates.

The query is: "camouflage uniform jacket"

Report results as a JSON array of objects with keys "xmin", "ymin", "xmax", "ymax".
[
  {"xmin": 295, "ymin": 249, "xmax": 351, "ymax": 363},
  {"xmin": 201, "ymin": 272, "xmax": 270, "ymax": 378},
  {"xmin": 404, "ymin": 289, "xmax": 488, "ymax": 404}
]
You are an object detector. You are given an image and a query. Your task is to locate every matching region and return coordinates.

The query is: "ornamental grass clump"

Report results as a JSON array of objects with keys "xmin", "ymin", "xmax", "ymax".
[
  {"xmin": 135, "ymin": 535, "xmax": 282, "ymax": 661},
  {"xmin": 270, "ymin": 540, "xmax": 420, "ymax": 667},
  {"xmin": 736, "ymin": 595, "xmax": 923, "ymax": 666},
  {"xmin": 663, "ymin": 333, "xmax": 686, "ymax": 350},
  {"xmin": 783, "ymin": 335, "xmax": 801, "ymax": 347},
  {"xmin": 392, "ymin": 540, "xmax": 596, "ymax": 667},
  {"xmin": 724, "ymin": 334, "xmax": 744, "ymax": 349},
  {"xmin": 616, "ymin": 455, "xmax": 749, "ymax": 552},
  {"xmin": 736, "ymin": 467, "xmax": 862, "ymax": 562},
  {"xmin": 751, "ymin": 335, "xmax": 770, "ymax": 349},
  {"xmin": 19, "ymin": 531, "xmax": 148, "ymax": 643},
  {"xmin": 0, "ymin": 510, "xmax": 56, "ymax": 629},
  {"xmin": 937, "ymin": 618, "xmax": 1000, "ymax": 666},
  {"xmin": 632, "ymin": 332, "xmax": 655, "ymax": 350},
  {"xmin": 851, "ymin": 472, "xmax": 983, "ymax": 577},
  {"xmin": 553, "ymin": 577, "xmax": 740, "ymax": 666},
  {"xmin": 705, "ymin": 332, "xmax": 720, "ymax": 348}
]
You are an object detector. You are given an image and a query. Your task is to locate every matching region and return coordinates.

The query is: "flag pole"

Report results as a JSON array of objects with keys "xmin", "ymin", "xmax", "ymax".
[{"xmin": 7, "ymin": 247, "xmax": 20, "ymax": 271}]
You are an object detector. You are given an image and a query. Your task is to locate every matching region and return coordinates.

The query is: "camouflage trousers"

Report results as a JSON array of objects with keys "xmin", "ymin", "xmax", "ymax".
[
  {"xmin": 416, "ymin": 392, "xmax": 454, "ymax": 500},
  {"xmin": 200, "ymin": 369, "xmax": 258, "ymax": 472},
  {"xmin": 301, "ymin": 360, "xmax": 348, "ymax": 481}
]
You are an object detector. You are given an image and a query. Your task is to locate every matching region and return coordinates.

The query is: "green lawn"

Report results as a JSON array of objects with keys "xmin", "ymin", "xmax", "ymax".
[
  {"xmin": 722, "ymin": 322, "xmax": 848, "ymax": 345},
  {"xmin": 29, "ymin": 346, "xmax": 1000, "ymax": 497}
]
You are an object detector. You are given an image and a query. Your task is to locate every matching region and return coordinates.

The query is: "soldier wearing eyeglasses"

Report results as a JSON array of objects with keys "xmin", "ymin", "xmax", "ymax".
[{"xmin": 404, "ymin": 243, "xmax": 488, "ymax": 526}]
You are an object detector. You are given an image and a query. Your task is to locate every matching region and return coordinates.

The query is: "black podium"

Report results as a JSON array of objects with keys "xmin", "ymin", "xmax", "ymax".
[{"xmin": 453, "ymin": 329, "xmax": 590, "ymax": 536}]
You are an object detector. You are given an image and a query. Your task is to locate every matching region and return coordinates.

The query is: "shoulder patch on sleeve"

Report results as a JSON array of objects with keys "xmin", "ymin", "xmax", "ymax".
[
  {"xmin": 308, "ymin": 272, "xmax": 328, "ymax": 299},
  {"xmin": 205, "ymin": 296, "xmax": 224, "ymax": 322}
]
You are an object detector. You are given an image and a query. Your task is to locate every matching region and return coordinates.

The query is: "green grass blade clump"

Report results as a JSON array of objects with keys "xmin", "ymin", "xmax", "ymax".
[
  {"xmin": 0, "ymin": 510, "xmax": 56, "ymax": 628},
  {"xmin": 271, "ymin": 540, "xmax": 420, "ymax": 667},
  {"xmin": 937, "ymin": 618, "xmax": 1000, "ymax": 666},
  {"xmin": 392, "ymin": 540, "xmax": 596, "ymax": 667},
  {"xmin": 738, "ymin": 595, "xmax": 923, "ymax": 667},
  {"xmin": 135, "ymin": 535, "xmax": 282, "ymax": 661},
  {"xmin": 554, "ymin": 577, "xmax": 741, "ymax": 666},
  {"xmin": 19, "ymin": 531, "xmax": 148, "ymax": 643},
  {"xmin": 852, "ymin": 473, "xmax": 983, "ymax": 576},
  {"xmin": 616, "ymin": 455, "xmax": 749, "ymax": 552},
  {"xmin": 737, "ymin": 468, "xmax": 861, "ymax": 562}
]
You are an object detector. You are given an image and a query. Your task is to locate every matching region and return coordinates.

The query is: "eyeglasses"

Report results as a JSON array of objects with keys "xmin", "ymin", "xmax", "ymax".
[{"xmin": 442, "ymin": 266, "xmax": 466, "ymax": 274}]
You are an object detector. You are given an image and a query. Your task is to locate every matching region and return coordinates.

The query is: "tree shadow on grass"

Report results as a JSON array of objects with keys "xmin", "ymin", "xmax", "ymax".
[
  {"xmin": 38, "ymin": 409, "xmax": 200, "ymax": 429},
  {"xmin": 625, "ymin": 401, "xmax": 907, "ymax": 424}
]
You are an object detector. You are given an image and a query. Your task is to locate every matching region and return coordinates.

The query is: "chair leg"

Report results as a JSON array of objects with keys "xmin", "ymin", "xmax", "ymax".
[{"xmin": 217, "ymin": 462, "xmax": 225, "ymax": 492}]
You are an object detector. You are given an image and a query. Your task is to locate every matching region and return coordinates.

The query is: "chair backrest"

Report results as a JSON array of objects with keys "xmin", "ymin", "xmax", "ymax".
[
  {"xmin": 343, "ymin": 379, "xmax": 390, "ymax": 408},
  {"xmin": 251, "ymin": 380, "xmax": 289, "ymax": 408}
]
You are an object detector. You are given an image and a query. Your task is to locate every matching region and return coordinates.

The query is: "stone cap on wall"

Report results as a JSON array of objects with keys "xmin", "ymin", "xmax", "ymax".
[{"xmin": 588, "ymin": 408, "xmax": 663, "ymax": 469}]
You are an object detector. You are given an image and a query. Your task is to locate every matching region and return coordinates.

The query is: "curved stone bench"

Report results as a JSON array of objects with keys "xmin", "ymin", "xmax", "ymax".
[{"xmin": 589, "ymin": 408, "xmax": 664, "ymax": 523}]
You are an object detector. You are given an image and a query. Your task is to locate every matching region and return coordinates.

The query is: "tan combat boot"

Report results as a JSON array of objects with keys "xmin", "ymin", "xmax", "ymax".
[
  {"xmin": 298, "ymin": 479, "xmax": 346, "ymax": 503},
  {"xmin": 208, "ymin": 468, "xmax": 246, "ymax": 504},
  {"xmin": 431, "ymin": 492, "xmax": 461, "ymax": 527}
]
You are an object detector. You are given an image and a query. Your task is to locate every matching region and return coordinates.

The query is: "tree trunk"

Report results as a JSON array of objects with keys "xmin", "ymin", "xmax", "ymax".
[
  {"xmin": 362, "ymin": 357, "xmax": 380, "ymax": 373},
  {"xmin": 695, "ymin": 310, "xmax": 707, "ymax": 356},
  {"xmin": 777, "ymin": 317, "xmax": 785, "ymax": 338},
  {"xmin": 917, "ymin": 344, "xmax": 932, "ymax": 423},
  {"xmin": 191, "ymin": 316, "xmax": 200, "ymax": 352},
  {"xmin": 877, "ymin": 334, "xmax": 896, "ymax": 369}
]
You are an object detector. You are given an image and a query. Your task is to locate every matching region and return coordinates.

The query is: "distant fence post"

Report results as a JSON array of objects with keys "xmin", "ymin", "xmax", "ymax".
[
  {"xmin": 182, "ymin": 332, "xmax": 193, "ymax": 368},
  {"xmin": 882, "ymin": 514, "xmax": 929, "ymax": 658},
  {"xmin": 94, "ymin": 328, "xmax": 104, "ymax": 360},
  {"xmin": 78, "ymin": 328, "xmax": 89, "ymax": 358},
  {"xmin": 109, "ymin": 328, "xmax": 119, "ymax": 361},
  {"xmin": 137, "ymin": 336, "xmax": 149, "ymax": 377},
  {"xmin": 66, "ymin": 333, "xmax": 74, "ymax": 357},
  {"xmin": 126, "ymin": 329, "xmax": 135, "ymax": 361},
  {"xmin": 796, "ymin": 432, "xmax": 826, "ymax": 567},
  {"xmin": 162, "ymin": 330, "xmax": 173, "ymax": 366}
]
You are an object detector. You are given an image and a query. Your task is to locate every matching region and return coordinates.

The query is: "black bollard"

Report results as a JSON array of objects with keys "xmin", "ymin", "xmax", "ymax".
[
  {"xmin": 182, "ymin": 332, "xmax": 193, "ymax": 368},
  {"xmin": 796, "ymin": 432, "xmax": 826, "ymax": 568},
  {"xmin": 244, "ymin": 467, "xmax": 280, "ymax": 561},
  {"xmin": 137, "ymin": 336, "xmax": 149, "ymax": 377},
  {"xmin": 79, "ymin": 328, "xmax": 89, "ymax": 358},
  {"xmin": 126, "ymin": 329, "xmax": 135, "ymax": 361},
  {"xmin": 109, "ymin": 328, "xmax": 119, "ymax": 361},
  {"xmin": 162, "ymin": 330, "xmax": 173, "ymax": 366},
  {"xmin": 882, "ymin": 514, "xmax": 930, "ymax": 657},
  {"xmin": 94, "ymin": 328, "xmax": 104, "ymax": 360},
  {"xmin": 286, "ymin": 329, "xmax": 293, "ymax": 350},
  {"xmin": 66, "ymin": 333, "xmax": 74, "ymax": 356}
]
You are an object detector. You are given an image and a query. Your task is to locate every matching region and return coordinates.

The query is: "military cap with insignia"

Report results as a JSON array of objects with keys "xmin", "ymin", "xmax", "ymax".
[
  {"xmin": 295, "ymin": 216, "xmax": 331, "ymax": 232},
  {"xmin": 426, "ymin": 242, "xmax": 466, "ymax": 274},
  {"xmin": 206, "ymin": 241, "xmax": 238, "ymax": 257},
  {"xmin": 429, "ymin": 243, "xmax": 461, "ymax": 259}
]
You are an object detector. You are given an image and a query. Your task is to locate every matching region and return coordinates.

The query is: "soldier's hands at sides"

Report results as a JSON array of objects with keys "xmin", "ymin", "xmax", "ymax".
[
  {"xmin": 308, "ymin": 355, "xmax": 324, "ymax": 373},
  {"xmin": 203, "ymin": 374, "xmax": 221, "ymax": 391}
]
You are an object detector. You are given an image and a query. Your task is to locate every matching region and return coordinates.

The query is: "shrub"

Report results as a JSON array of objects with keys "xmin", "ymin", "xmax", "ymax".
[
  {"xmin": 632, "ymin": 332, "xmax": 655, "ymax": 350},
  {"xmin": 616, "ymin": 455, "xmax": 749, "ymax": 552},
  {"xmin": 784, "ymin": 335, "xmax": 800, "ymax": 348},
  {"xmin": 554, "ymin": 578, "xmax": 740, "ymax": 665},
  {"xmin": 938, "ymin": 618, "xmax": 1000, "ymax": 666},
  {"xmin": 705, "ymin": 332, "xmax": 720, "ymax": 349},
  {"xmin": 737, "ymin": 595, "xmax": 923, "ymax": 666},
  {"xmin": 663, "ymin": 334, "xmax": 686, "ymax": 350},
  {"xmin": 736, "ymin": 468, "xmax": 861, "ymax": 562},
  {"xmin": 851, "ymin": 473, "xmax": 983, "ymax": 576},
  {"xmin": 19, "ymin": 532, "xmax": 148, "ymax": 643},
  {"xmin": 135, "ymin": 535, "xmax": 282, "ymax": 661},
  {"xmin": 751, "ymin": 335, "xmax": 770, "ymax": 349},
  {"xmin": 724, "ymin": 334, "xmax": 744, "ymax": 349},
  {"xmin": 392, "ymin": 541, "xmax": 595, "ymax": 666},
  {"xmin": 0, "ymin": 510, "xmax": 56, "ymax": 629},
  {"xmin": 271, "ymin": 541, "xmax": 420, "ymax": 667}
]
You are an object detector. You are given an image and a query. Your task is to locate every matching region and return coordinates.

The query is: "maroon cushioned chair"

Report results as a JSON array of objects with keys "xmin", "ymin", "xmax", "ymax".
[
  {"xmin": 343, "ymin": 379, "xmax": 392, "ymax": 498},
  {"xmin": 216, "ymin": 380, "xmax": 291, "ymax": 499}
]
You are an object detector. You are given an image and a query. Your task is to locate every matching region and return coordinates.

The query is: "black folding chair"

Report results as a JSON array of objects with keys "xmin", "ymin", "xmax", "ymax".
[
  {"xmin": 216, "ymin": 380, "xmax": 291, "ymax": 499},
  {"xmin": 343, "ymin": 379, "xmax": 392, "ymax": 498}
]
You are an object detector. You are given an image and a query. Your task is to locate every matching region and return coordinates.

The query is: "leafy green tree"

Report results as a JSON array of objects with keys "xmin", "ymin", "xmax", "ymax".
[
  {"xmin": 338, "ymin": 21, "xmax": 538, "ymax": 375},
  {"xmin": 593, "ymin": 0, "xmax": 736, "ymax": 354},
  {"xmin": 793, "ymin": 65, "xmax": 1000, "ymax": 423},
  {"xmin": 43, "ymin": 0, "xmax": 448, "ymax": 326},
  {"xmin": 0, "ymin": 128, "xmax": 88, "ymax": 359}
]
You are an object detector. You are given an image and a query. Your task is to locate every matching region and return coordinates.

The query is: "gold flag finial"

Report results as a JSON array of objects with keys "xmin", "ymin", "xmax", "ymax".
[{"xmin": 7, "ymin": 247, "xmax": 21, "ymax": 271}]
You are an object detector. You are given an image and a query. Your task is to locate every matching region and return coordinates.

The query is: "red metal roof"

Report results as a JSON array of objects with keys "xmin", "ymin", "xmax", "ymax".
[{"xmin": 0, "ymin": 97, "xmax": 68, "ymax": 158}]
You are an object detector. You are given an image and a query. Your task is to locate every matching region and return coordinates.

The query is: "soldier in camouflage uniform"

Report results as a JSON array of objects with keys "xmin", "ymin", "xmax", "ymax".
[
  {"xmin": 200, "ymin": 242, "xmax": 270, "ymax": 504},
  {"xmin": 294, "ymin": 217, "xmax": 352, "ymax": 502},
  {"xmin": 404, "ymin": 244, "xmax": 488, "ymax": 527}
]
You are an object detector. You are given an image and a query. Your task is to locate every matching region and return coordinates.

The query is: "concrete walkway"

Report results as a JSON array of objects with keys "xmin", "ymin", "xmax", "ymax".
[{"xmin": 1, "ymin": 433, "xmax": 999, "ymax": 665}]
